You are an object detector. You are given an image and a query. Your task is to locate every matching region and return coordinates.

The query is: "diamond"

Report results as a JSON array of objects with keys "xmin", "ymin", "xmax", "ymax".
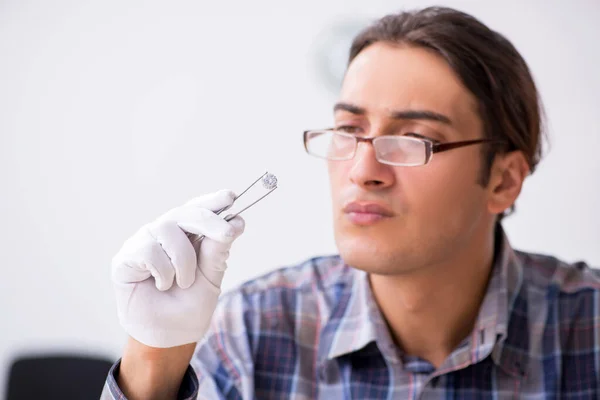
[{"xmin": 262, "ymin": 173, "xmax": 278, "ymax": 190}]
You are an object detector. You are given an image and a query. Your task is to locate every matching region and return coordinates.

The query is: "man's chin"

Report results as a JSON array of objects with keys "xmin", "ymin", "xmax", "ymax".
[
  {"xmin": 338, "ymin": 244, "xmax": 392, "ymax": 273},
  {"xmin": 334, "ymin": 227, "xmax": 412, "ymax": 272},
  {"xmin": 340, "ymin": 250, "xmax": 421, "ymax": 276},
  {"xmin": 335, "ymin": 234, "xmax": 421, "ymax": 276}
]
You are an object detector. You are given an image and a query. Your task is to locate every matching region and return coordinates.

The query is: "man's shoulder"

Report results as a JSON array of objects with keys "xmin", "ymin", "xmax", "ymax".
[
  {"xmin": 243, "ymin": 254, "xmax": 350, "ymax": 292},
  {"xmin": 218, "ymin": 254, "xmax": 354, "ymax": 307},
  {"xmin": 511, "ymin": 250, "xmax": 600, "ymax": 374},
  {"xmin": 207, "ymin": 255, "xmax": 354, "ymax": 337},
  {"xmin": 516, "ymin": 249, "xmax": 600, "ymax": 298}
]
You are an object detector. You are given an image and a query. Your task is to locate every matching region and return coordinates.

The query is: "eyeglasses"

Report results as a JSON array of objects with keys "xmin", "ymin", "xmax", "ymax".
[{"xmin": 303, "ymin": 129, "xmax": 506, "ymax": 167}]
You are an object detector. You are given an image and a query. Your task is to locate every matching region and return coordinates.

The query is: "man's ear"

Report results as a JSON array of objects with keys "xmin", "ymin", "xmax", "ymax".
[{"xmin": 486, "ymin": 151, "xmax": 530, "ymax": 215}]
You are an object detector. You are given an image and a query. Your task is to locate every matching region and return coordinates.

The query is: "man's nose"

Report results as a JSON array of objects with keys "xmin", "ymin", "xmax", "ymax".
[{"xmin": 348, "ymin": 140, "xmax": 395, "ymax": 190}]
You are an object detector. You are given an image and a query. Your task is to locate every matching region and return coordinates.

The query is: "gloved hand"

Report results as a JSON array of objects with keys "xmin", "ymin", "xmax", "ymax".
[{"xmin": 111, "ymin": 190, "xmax": 245, "ymax": 348}]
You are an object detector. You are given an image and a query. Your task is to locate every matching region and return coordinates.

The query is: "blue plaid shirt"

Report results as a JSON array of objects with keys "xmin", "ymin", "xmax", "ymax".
[{"xmin": 103, "ymin": 229, "xmax": 600, "ymax": 399}]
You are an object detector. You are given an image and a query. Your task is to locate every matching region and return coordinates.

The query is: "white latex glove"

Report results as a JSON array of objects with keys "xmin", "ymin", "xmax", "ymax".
[{"xmin": 111, "ymin": 190, "xmax": 245, "ymax": 348}]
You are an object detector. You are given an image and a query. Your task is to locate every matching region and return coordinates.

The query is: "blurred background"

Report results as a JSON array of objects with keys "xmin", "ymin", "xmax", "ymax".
[{"xmin": 0, "ymin": 0, "xmax": 599, "ymax": 396}]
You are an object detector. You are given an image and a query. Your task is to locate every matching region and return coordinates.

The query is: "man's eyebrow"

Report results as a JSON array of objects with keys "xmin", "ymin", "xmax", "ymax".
[
  {"xmin": 334, "ymin": 102, "xmax": 452, "ymax": 125},
  {"xmin": 333, "ymin": 102, "xmax": 365, "ymax": 115},
  {"xmin": 390, "ymin": 110, "xmax": 452, "ymax": 125}
]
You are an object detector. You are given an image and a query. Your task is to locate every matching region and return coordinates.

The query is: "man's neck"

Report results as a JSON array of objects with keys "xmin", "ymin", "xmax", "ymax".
[{"xmin": 369, "ymin": 227, "xmax": 497, "ymax": 368}]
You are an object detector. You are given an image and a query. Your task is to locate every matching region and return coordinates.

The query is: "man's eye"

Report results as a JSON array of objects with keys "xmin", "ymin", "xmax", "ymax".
[
  {"xmin": 335, "ymin": 126, "xmax": 360, "ymax": 133},
  {"xmin": 404, "ymin": 132, "xmax": 440, "ymax": 143}
]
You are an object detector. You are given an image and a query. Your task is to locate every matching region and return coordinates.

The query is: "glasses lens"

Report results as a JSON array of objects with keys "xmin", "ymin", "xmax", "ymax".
[
  {"xmin": 306, "ymin": 130, "xmax": 355, "ymax": 160},
  {"xmin": 374, "ymin": 136, "xmax": 428, "ymax": 166}
]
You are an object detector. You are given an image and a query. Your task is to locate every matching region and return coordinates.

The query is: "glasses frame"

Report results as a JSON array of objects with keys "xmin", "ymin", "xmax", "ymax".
[{"xmin": 303, "ymin": 128, "xmax": 507, "ymax": 166}]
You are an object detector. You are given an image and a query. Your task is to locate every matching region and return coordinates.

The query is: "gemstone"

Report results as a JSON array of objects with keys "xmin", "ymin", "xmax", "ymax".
[{"xmin": 262, "ymin": 173, "xmax": 278, "ymax": 190}]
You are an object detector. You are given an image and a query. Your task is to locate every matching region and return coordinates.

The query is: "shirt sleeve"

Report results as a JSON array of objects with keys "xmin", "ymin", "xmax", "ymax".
[
  {"xmin": 99, "ymin": 289, "xmax": 256, "ymax": 400},
  {"xmin": 99, "ymin": 360, "xmax": 199, "ymax": 400}
]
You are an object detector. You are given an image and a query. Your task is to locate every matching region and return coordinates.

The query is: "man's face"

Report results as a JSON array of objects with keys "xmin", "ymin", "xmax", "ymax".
[{"xmin": 329, "ymin": 42, "xmax": 491, "ymax": 274}]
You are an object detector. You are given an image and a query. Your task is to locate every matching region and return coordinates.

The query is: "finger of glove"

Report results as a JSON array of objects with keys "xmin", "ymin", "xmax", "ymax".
[
  {"xmin": 198, "ymin": 216, "xmax": 245, "ymax": 287},
  {"xmin": 163, "ymin": 207, "xmax": 238, "ymax": 243},
  {"xmin": 111, "ymin": 228, "xmax": 154, "ymax": 283},
  {"xmin": 112, "ymin": 226, "xmax": 176, "ymax": 291},
  {"xmin": 182, "ymin": 190, "xmax": 236, "ymax": 213},
  {"xmin": 147, "ymin": 219, "xmax": 198, "ymax": 289},
  {"xmin": 226, "ymin": 215, "xmax": 245, "ymax": 238}
]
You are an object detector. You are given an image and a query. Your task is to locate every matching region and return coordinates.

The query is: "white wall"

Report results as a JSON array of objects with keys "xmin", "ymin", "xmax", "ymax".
[{"xmin": 1, "ymin": 0, "xmax": 598, "ymax": 394}]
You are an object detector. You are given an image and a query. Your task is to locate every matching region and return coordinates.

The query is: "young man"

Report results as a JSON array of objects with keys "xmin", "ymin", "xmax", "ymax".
[{"xmin": 103, "ymin": 7, "xmax": 600, "ymax": 399}]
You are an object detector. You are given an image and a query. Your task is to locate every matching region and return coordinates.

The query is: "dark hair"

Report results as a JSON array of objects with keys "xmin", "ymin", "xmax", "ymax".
[{"xmin": 349, "ymin": 7, "xmax": 545, "ymax": 218}]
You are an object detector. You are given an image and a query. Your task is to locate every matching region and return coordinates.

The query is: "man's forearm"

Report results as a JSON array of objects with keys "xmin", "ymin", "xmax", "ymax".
[{"xmin": 117, "ymin": 337, "xmax": 197, "ymax": 400}]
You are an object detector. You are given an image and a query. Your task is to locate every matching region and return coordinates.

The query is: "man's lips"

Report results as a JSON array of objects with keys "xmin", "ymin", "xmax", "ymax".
[
  {"xmin": 343, "ymin": 202, "xmax": 394, "ymax": 216},
  {"xmin": 342, "ymin": 202, "xmax": 394, "ymax": 225}
]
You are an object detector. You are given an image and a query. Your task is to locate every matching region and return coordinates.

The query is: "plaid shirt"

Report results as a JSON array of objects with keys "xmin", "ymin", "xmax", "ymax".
[{"xmin": 103, "ymin": 228, "xmax": 600, "ymax": 399}]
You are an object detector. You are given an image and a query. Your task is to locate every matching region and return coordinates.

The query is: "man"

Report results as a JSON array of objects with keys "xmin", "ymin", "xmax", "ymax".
[{"xmin": 103, "ymin": 6, "xmax": 600, "ymax": 399}]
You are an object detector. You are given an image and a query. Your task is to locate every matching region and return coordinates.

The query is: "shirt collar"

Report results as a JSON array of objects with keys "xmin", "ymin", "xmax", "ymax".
[
  {"xmin": 318, "ymin": 225, "xmax": 530, "ymax": 377},
  {"xmin": 318, "ymin": 266, "xmax": 400, "ymax": 364},
  {"xmin": 444, "ymin": 225, "xmax": 529, "ymax": 377},
  {"xmin": 488, "ymin": 226, "xmax": 529, "ymax": 377}
]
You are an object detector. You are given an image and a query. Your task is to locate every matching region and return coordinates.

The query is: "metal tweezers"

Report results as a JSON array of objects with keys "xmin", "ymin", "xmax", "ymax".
[{"xmin": 188, "ymin": 171, "xmax": 278, "ymax": 244}]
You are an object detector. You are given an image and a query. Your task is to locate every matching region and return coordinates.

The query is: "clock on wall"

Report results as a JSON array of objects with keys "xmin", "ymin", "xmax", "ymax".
[{"xmin": 312, "ymin": 18, "xmax": 369, "ymax": 94}]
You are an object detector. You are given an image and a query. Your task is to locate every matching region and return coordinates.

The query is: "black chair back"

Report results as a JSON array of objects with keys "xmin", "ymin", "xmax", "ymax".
[{"xmin": 6, "ymin": 354, "xmax": 113, "ymax": 400}]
